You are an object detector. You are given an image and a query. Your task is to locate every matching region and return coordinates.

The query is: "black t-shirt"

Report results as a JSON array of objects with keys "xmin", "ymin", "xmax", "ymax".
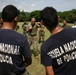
[
  {"xmin": 41, "ymin": 28, "xmax": 76, "ymax": 75},
  {"xmin": 0, "ymin": 29, "xmax": 31, "ymax": 75}
]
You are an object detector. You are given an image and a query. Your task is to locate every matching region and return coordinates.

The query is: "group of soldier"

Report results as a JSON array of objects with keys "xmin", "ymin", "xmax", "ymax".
[
  {"xmin": 0, "ymin": 16, "xmax": 76, "ymax": 58},
  {"xmin": 21, "ymin": 17, "xmax": 71, "ymax": 58},
  {"xmin": 22, "ymin": 18, "xmax": 45, "ymax": 58}
]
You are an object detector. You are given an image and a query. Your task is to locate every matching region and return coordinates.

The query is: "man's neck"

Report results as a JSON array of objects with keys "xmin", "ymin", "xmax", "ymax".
[
  {"xmin": 51, "ymin": 25, "xmax": 63, "ymax": 35},
  {"xmin": 1, "ymin": 22, "xmax": 14, "ymax": 30}
]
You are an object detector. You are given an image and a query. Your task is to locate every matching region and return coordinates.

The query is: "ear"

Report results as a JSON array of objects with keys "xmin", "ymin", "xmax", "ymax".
[
  {"xmin": 1, "ymin": 18, "xmax": 3, "ymax": 22},
  {"xmin": 15, "ymin": 16, "xmax": 18, "ymax": 21}
]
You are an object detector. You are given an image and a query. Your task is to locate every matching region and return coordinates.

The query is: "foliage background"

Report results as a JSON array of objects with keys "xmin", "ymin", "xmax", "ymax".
[{"xmin": 0, "ymin": 9, "xmax": 76, "ymax": 23}]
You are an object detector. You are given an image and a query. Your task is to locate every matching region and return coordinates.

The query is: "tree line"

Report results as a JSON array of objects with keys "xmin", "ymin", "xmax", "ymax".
[{"xmin": 0, "ymin": 9, "xmax": 76, "ymax": 23}]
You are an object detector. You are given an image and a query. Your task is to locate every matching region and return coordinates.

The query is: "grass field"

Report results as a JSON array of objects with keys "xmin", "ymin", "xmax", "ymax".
[{"xmin": 17, "ymin": 22, "xmax": 73, "ymax": 75}]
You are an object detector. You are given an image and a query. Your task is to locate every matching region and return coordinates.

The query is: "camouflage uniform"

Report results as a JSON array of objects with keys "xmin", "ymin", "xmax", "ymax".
[
  {"xmin": 22, "ymin": 23, "xmax": 29, "ymax": 37},
  {"xmin": 38, "ymin": 25, "xmax": 45, "ymax": 43},
  {"xmin": 62, "ymin": 24, "xmax": 70, "ymax": 28},
  {"xmin": 62, "ymin": 20, "xmax": 70, "ymax": 28},
  {"xmin": 28, "ymin": 23, "xmax": 39, "ymax": 57},
  {"xmin": 14, "ymin": 25, "xmax": 19, "ymax": 31}
]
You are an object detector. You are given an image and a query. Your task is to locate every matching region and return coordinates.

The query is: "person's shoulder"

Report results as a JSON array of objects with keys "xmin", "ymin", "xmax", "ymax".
[
  {"xmin": 17, "ymin": 32, "xmax": 26, "ymax": 37},
  {"xmin": 13, "ymin": 31, "xmax": 27, "ymax": 40},
  {"xmin": 41, "ymin": 36, "xmax": 51, "ymax": 51},
  {"xmin": 64, "ymin": 28, "xmax": 76, "ymax": 34},
  {"xmin": 66, "ymin": 28, "xmax": 76, "ymax": 31},
  {"xmin": 71, "ymin": 27, "xmax": 76, "ymax": 31}
]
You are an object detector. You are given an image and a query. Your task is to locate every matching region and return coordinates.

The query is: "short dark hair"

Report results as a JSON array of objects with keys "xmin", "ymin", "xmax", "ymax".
[
  {"xmin": 2, "ymin": 5, "xmax": 19, "ymax": 22},
  {"xmin": 40, "ymin": 7, "xmax": 58, "ymax": 30}
]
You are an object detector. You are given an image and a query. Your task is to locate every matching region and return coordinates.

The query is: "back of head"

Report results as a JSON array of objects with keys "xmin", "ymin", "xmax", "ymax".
[
  {"xmin": 40, "ymin": 7, "xmax": 58, "ymax": 31},
  {"xmin": 2, "ymin": 5, "xmax": 19, "ymax": 22}
]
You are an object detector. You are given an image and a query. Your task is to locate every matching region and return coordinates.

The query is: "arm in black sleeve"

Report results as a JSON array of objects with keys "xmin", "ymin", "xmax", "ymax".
[
  {"xmin": 22, "ymin": 38, "xmax": 32, "ymax": 67},
  {"xmin": 41, "ymin": 49, "xmax": 52, "ymax": 66}
]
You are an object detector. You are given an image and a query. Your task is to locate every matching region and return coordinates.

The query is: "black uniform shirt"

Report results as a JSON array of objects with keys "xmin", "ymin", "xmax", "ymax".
[
  {"xmin": 0, "ymin": 29, "xmax": 31, "ymax": 75},
  {"xmin": 41, "ymin": 28, "xmax": 76, "ymax": 75}
]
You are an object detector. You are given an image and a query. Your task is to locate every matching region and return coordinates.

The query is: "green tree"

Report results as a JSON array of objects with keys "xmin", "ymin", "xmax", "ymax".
[
  {"xmin": 18, "ymin": 10, "xmax": 26, "ymax": 22},
  {"xmin": 66, "ymin": 13, "xmax": 76, "ymax": 23},
  {"xmin": 58, "ymin": 9, "xmax": 76, "ymax": 23},
  {"xmin": 29, "ymin": 10, "xmax": 40, "ymax": 21}
]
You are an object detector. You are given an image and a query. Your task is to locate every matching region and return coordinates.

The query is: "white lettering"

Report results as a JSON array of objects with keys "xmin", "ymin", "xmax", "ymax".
[{"xmin": 0, "ymin": 54, "xmax": 13, "ymax": 65}]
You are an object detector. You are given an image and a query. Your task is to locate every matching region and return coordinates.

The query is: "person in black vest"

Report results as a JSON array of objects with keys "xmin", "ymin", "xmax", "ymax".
[
  {"xmin": 40, "ymin": 7, "xmax": 76, "ymax": 75},
  {"xmin": 0, "ymin": 5, "xmax": 32, "ymax": 75}
]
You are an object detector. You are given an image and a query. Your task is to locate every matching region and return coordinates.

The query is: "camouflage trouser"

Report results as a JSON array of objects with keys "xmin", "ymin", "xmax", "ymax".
[
  {"xmin": 28, "ymin": 35, "xmax": 39, "ymax": 56},
  {"xmin": 23, "ymin": 31, "xmax": 29, "ymax": 39},
  {"xmin": 39, "ymin": 32, "xmax": 45, "ymax": 43},
  {"xmin": 21, "ymin": 71, "xmax": 29, "ymax": 75}
]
